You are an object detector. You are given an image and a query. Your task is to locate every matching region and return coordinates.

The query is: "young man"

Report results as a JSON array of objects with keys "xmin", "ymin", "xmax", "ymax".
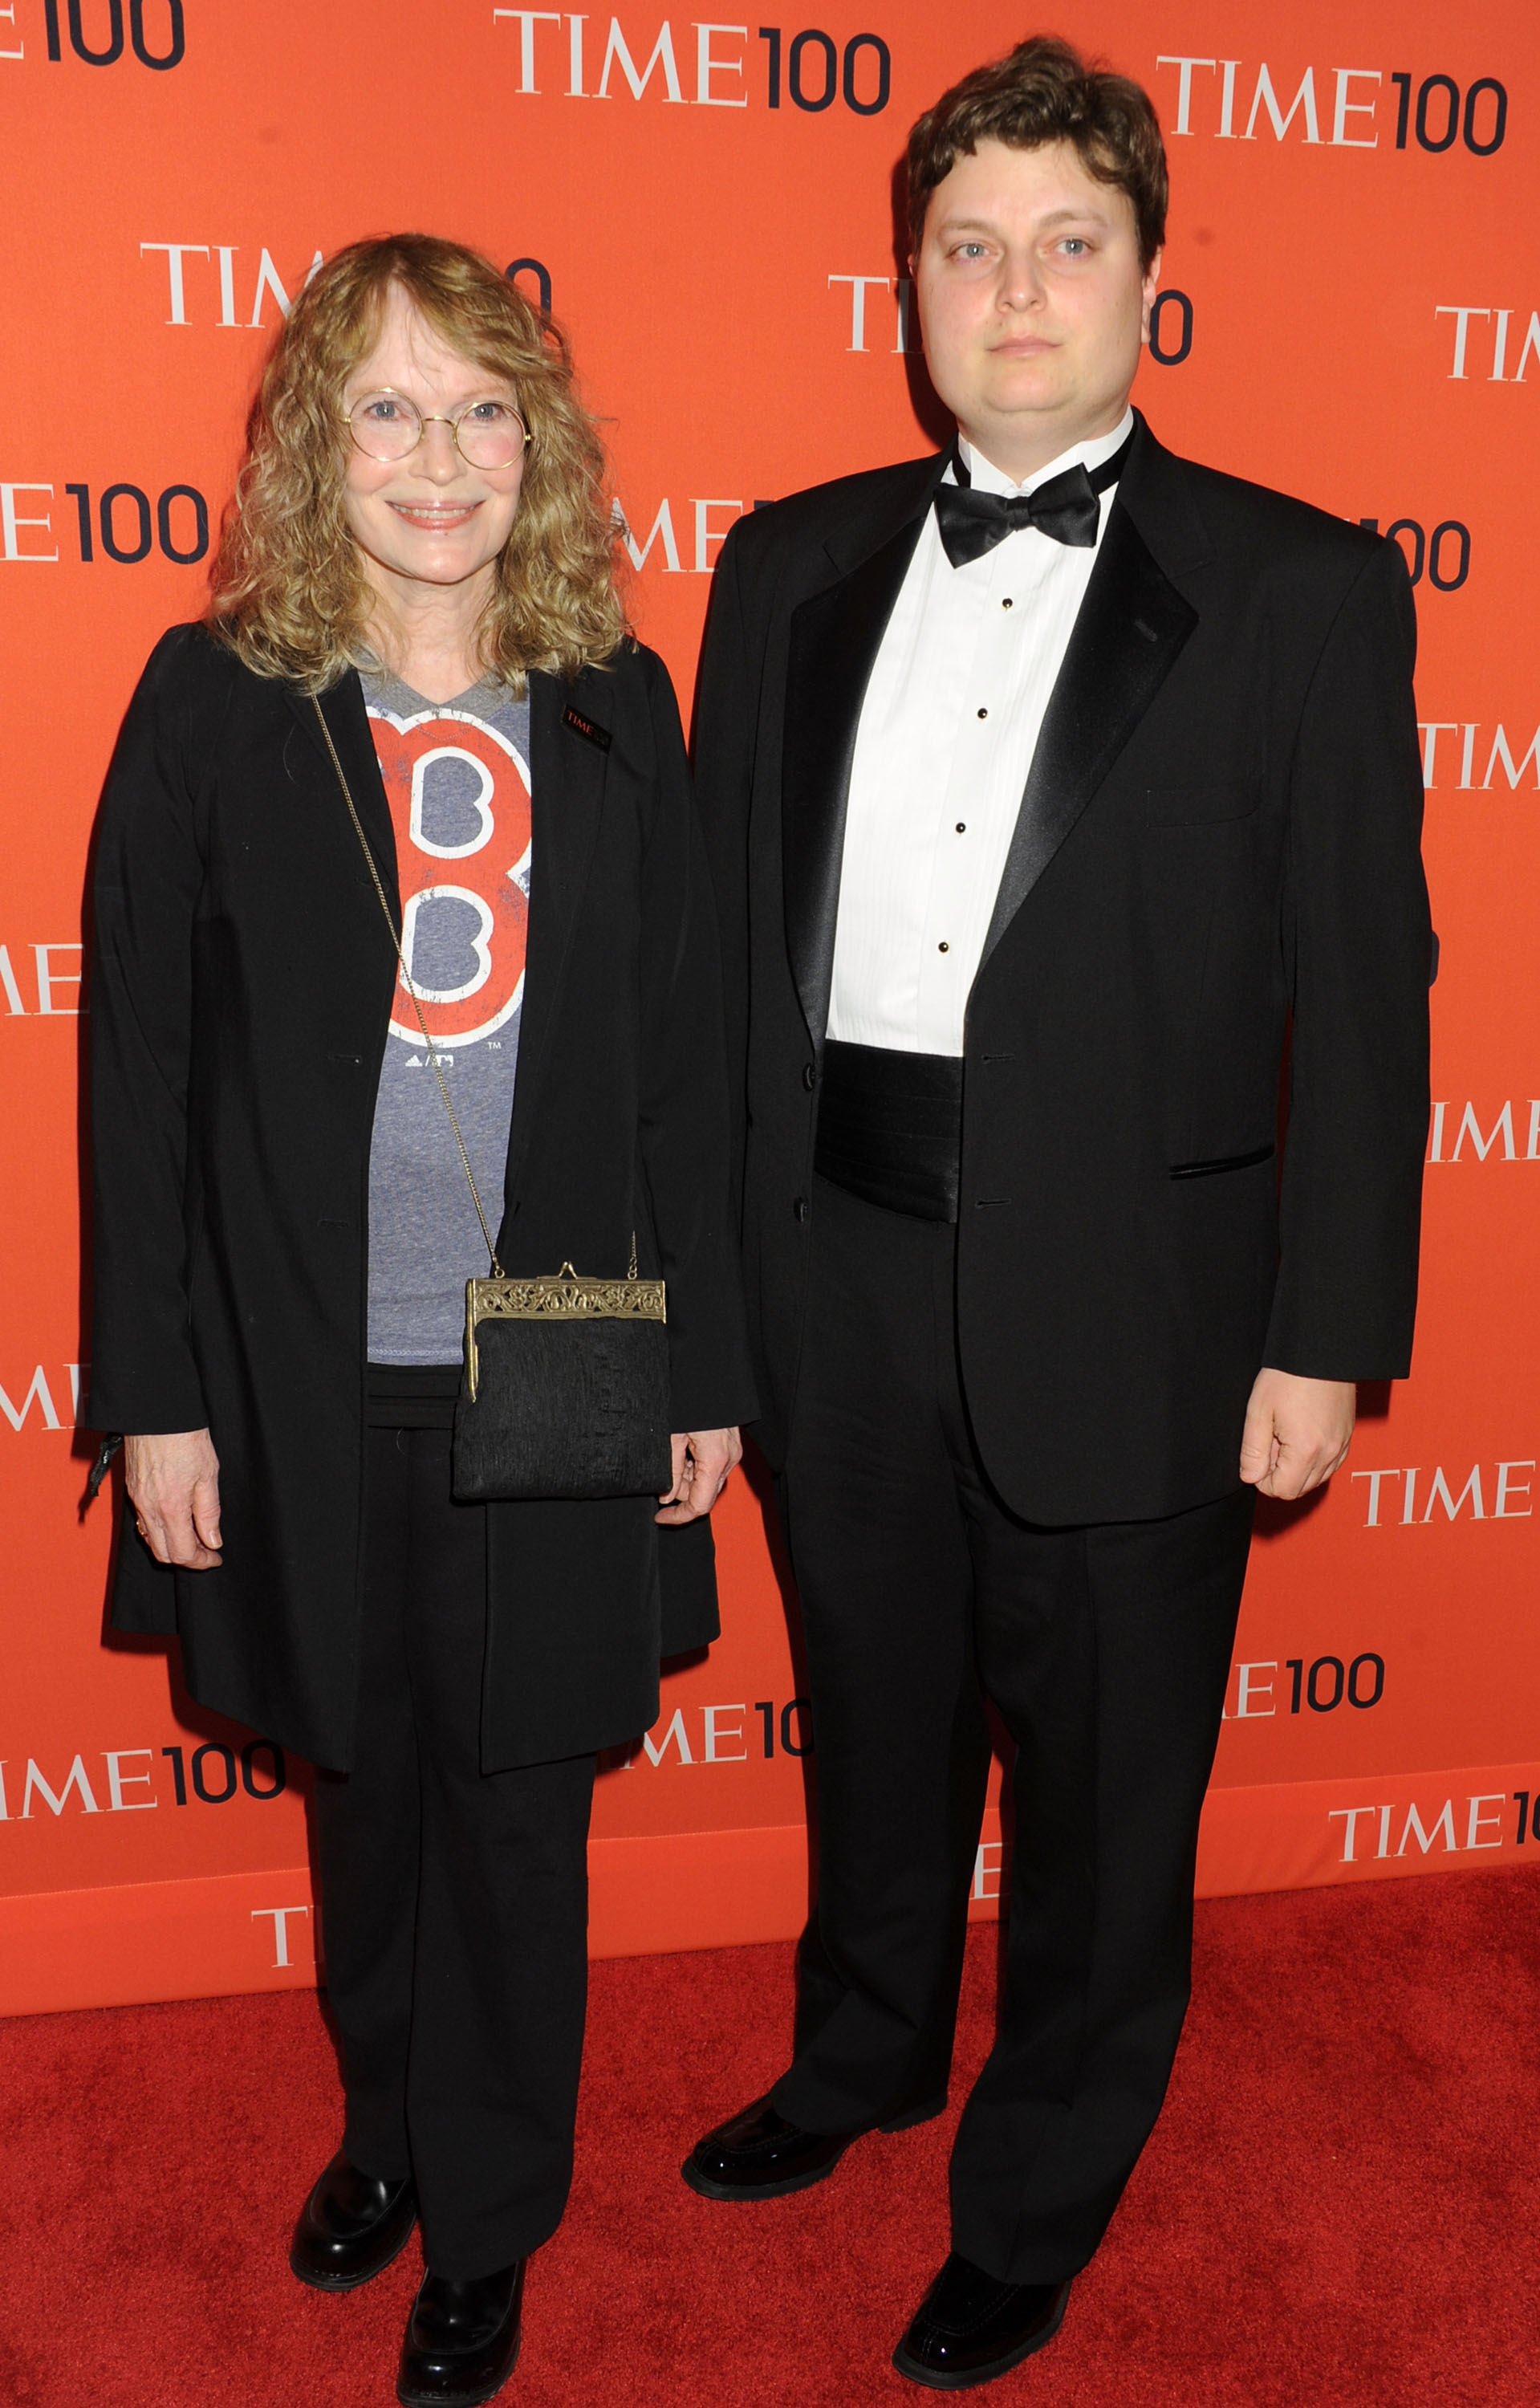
[{"xmin": 689, "ymin": 35, "xmax": 1430, "ymax": 2391}]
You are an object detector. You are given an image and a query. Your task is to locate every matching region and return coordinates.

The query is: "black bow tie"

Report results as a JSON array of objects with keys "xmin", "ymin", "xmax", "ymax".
[{"xmin": 932, "ymin": 432, "xmax": 1132, "ymax": 568}]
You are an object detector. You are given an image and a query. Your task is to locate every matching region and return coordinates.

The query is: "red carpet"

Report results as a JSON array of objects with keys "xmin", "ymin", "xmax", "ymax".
[{"xmin": 5, "ymin": 1865, "xmax": 1538, "ymax": 2408}]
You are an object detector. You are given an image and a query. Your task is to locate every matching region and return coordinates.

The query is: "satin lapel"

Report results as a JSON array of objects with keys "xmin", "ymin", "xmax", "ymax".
[
  {"xmin": 979, "ymin": 501, "xmax": 1198, "ymax": 966},
  {"xmin": 782, "ymin": 515, "xmax": 929, "ymax": 1053},
  {"xmin": 502, "ymin": 668, "xmax": 607, "ymax": 1204},
  {"xmin": 282, "ymin": 672, "xmax": 401, "ymax": 917}
]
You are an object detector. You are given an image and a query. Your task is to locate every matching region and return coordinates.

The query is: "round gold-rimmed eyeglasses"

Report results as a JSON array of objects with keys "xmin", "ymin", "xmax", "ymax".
[{"xmin": 345, "ymin": 388, "xmax": 531, "ymax": 470}]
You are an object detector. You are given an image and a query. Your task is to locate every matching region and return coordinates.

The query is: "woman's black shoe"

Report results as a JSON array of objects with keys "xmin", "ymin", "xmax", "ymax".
[
  {"xmin": 290, "ymin": 2150, "xmax": 417, "ymax": 2291},
  {"xmin": 397, "ymin": 2261, "xmax": 525, "ymax": 2407},
  {"xmin": 893, "ymin": 2255, "xmax": 1072, "ymax": 2388}
]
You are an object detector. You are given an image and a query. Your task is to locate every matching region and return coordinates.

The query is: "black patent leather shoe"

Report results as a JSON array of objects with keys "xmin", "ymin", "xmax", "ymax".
[
  {"xmin": 682, "ymin": 2089, "xmax": 945, "ymax": 2201},
  {"xmin": 397, "ymin": 2261, "xmax": 524, "ymax": 2407},
  {"xmin": 289, "ymin": 2150, "xmax": 417, "ymax": 2291},
  {"xmin": 893, "ymin": 2255, "xmax": 1071, "ymax": 2388}
]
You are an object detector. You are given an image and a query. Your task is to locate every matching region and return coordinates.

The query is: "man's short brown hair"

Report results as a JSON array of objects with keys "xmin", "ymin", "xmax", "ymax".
[{"xmin": 907, "ymin": 34, "xmax": 1168, "ymax": 270}]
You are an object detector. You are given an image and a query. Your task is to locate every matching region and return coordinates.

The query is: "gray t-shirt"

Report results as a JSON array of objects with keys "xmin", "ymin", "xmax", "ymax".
[{"xmin": 362, "ymin": 668, "xmax": 532, "ymax": 1365}]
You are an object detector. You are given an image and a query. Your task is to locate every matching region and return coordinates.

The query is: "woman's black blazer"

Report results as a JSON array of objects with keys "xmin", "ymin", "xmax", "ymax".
[{"xmin": 87, "ymin": 624, "xmax": 756, "ymax": 1772}]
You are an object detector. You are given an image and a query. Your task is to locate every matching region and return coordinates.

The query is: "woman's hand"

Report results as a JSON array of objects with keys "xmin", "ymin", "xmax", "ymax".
[
  {"xmin": 656, "ymin": 1429, "xmax": 742, "ymax": 1525},
  {"xmin": 124, "ymin": 1430, "xmax": 223, "ymax": 1568}
]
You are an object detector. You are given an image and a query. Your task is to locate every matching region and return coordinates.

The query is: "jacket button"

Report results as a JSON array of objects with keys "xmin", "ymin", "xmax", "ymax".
[
  {"xmin": 793, "ymin": 1196, "xmax": 809, "ymax": 1222},
  {"xmin": 802, "ymin": 1063, "xmax": 816, "ymax": 1092}
]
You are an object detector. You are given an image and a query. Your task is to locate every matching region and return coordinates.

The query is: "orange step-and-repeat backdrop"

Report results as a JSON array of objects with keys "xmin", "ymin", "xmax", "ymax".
[{"xmin": 1, "ymin": 0, "xmax": 1536, "ymax": 2015}]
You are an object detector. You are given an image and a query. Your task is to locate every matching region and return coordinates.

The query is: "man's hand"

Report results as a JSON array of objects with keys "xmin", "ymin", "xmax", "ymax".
[
  {"xmin": 124, "ymin": 1429, "xmax": 223, "ymax": 1568},
  {"xmin": 1238, "ymin": 1371, "xmax": 1355, "ymax": 1501},
  {"xmin": 656, "ymin": 1428, "xmax": 742, "ymax": 1525}
]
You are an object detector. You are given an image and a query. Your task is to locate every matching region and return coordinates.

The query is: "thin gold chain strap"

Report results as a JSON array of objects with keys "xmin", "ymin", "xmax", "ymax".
[{"xmin": 311, "ymin": 696, "xmax": 503, "ymax": 1277}]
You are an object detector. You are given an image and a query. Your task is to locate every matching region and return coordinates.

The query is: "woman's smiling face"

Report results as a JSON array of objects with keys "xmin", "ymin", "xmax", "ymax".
[{"xmin": 341, "ymin": 286, "xmax": 526, "ymax": 608}]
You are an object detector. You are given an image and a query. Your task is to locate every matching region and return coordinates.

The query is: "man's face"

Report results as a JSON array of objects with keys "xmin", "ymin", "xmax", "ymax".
[{"xmin": 915, "ymin": 136, "xmax": 1160, "ymax": 475}]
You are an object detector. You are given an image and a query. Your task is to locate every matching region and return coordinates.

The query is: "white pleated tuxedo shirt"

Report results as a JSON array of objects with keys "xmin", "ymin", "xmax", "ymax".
[{"xmin": 826, "ymin": 407, "xmax": 1135, "ymax": 1057}]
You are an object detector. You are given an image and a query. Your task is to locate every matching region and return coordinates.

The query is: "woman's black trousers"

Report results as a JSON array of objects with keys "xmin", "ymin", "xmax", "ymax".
[{"xmin": 312, "ymin": 1424, "xmax": 595, "ymax": 2280}]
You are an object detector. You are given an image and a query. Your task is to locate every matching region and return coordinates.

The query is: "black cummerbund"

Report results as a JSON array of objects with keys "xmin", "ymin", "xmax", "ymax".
[{"xmin": 814, "ymin": 1039, "xmax": 964, "ymax": 1222}]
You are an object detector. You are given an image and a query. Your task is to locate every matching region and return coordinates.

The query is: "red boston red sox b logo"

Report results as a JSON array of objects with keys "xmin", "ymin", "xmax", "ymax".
[{"xmin": 367, "ymin": 706, "xmax": 532, "ymax": 1047}]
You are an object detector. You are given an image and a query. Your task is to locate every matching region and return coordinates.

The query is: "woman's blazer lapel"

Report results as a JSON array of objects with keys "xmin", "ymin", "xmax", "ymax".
[{"xmin": 282, "ymin": 669, "xmax": 404, "ymax": 920}]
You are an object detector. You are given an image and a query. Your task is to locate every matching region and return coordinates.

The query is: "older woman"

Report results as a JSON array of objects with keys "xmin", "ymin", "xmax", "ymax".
[{"xmin": 87, "ymin": 234, "xmax": 753, "ymax": 2406}]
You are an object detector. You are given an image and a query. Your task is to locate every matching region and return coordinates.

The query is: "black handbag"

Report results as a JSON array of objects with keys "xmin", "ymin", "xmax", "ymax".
[
  {"xmin": 314, "ymin": 699, "xmax": 672, "ymax": 1503},
  {"xmin": 455, "ymin": 1255, "xmax": 671, "ymax": 1502}
]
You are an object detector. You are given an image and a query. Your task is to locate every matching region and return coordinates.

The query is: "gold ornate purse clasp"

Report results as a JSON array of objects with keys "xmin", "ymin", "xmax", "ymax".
[{"xmin": 464, "ymin": 1261, "xmax": 667, "ymax": 1401}]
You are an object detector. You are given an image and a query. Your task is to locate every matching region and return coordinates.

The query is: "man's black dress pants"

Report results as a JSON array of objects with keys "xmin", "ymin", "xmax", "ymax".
[
  {"xmin": 312, "ymin": 1425, "xmax": 595, "ymax": 2280},
  {"xmin": 770, "ymin": 1177, "xmax": 1254, "ymax": 2284}
]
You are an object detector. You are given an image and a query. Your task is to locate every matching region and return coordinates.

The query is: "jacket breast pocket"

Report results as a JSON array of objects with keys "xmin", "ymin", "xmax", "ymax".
[{"xmin": 1144, "ymin": 779, "xmax": 1262, "ymax": 826}]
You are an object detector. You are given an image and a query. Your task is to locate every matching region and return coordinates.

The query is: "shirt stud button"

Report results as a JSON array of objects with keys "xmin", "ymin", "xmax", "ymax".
[
  {"xmin": 956, "ymin": 823, "xmax": 966, "ymax": 834},
  {"xmin": 1002, "ymin": 598, "xmax": 1014, "ymax": 610},
  {"xmin": 938, "ymin": 942, "xmax": 950, "ymax": 954},
  {"xmin": 977, "ymin": 707, "xmax": 989, "ymax": 720}
]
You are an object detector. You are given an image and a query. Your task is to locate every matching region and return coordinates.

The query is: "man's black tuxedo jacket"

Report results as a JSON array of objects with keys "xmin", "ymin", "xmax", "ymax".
[{"xmin": 695, "ymin": 413, "xmax": 1431, "ymax": 1527}]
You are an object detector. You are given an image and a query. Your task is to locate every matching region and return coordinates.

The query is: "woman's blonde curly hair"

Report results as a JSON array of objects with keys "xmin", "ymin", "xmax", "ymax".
[{"xmin": 209, "ymin": 233, "xmax": 628, "ymax": 693}]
